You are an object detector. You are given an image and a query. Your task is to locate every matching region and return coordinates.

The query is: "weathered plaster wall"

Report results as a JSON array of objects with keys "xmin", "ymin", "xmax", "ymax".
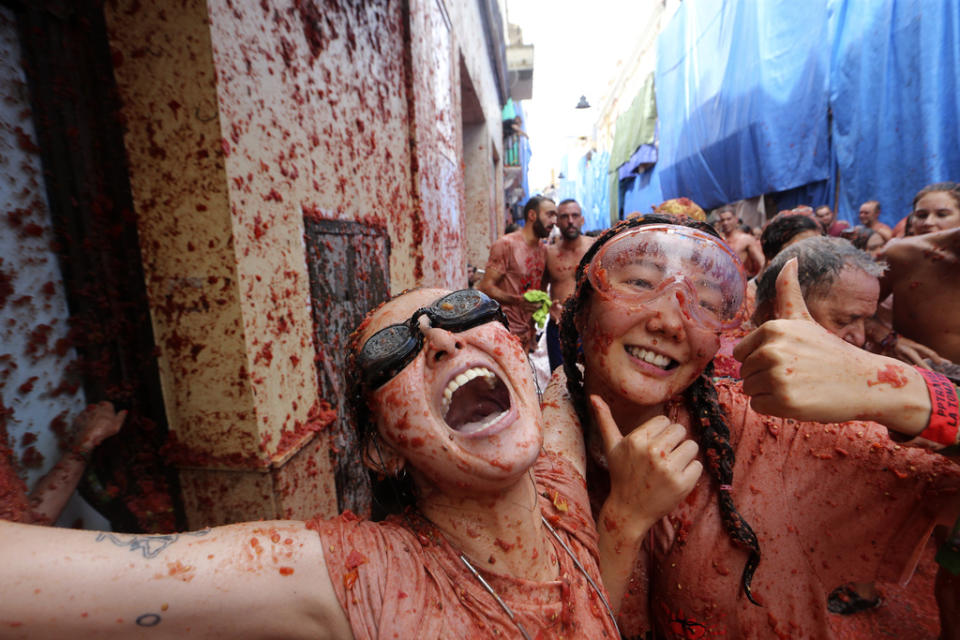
[
  {"xmin": 462, "ymin": 124, "xmax": 500, "ymax": 269},
  {"xmin": 442, "ymin": 0, "xmax": 506, "ymax": 277},
  {"xmin": 406, "ymin": 0, "xmax": 463, "ymax": 287},
  {"xmin": 100, "ymin": 0, "xmax": 503, "ymax": 524}
]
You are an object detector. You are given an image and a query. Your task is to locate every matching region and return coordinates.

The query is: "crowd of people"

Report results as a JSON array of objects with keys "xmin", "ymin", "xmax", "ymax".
[{"xmin": 1, "ymin": 181, "xmax": 958, "ymax": 639}]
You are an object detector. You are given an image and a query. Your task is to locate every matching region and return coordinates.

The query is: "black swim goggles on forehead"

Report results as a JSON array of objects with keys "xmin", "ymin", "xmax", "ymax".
[{"xmin": 358, "ymin": 289, "xmax": 508, "ymax": 391}]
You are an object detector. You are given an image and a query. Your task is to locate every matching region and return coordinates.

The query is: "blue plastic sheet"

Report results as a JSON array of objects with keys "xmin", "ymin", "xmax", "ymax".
[
  {"xmin": 654, "ymin": 0, "xmax": 831, "ymax": 211},
  {"xmin": 829, "ymin": 0, "xmax": 960, "ymax": 226},
  {"xmin": 648, "ymin": 0, "xmax": 960, "ymax": 225},
  {"xmin": 622, "ymin": 164, "xmax": 665, "ymax": 217},
  {"xmin": 618, "ymin": 144, "xmax": 658, "ymax": 181},
  {"xmin": 557, "ymin": 150, "xmax": 611, "ymax": 232}
]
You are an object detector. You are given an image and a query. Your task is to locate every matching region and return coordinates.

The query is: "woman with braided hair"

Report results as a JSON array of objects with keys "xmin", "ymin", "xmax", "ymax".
[{"xmin": 542, "ymin": 213, "xmax": 960, "ymax": 638}]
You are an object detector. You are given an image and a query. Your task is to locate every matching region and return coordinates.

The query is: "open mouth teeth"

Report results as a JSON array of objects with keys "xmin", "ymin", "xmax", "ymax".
[
  {"xmin": 442, "ymin": 366, "xmax": 512, "ymax": 434},
  {"xmin": 625, "ymin": 345, "xmax": 676, "ymax": 369}
]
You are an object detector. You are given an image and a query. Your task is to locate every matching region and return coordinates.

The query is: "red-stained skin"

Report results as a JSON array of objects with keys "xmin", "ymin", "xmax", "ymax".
[
  {"xmin": 867, "ymin": 364, "xmax": 909, "ymax": 388},
  {"xmin": 580, "ymin": 289, "xmax": 719, "ymax": 427},
  {"xmin": 363, "ymin": 289, "xmax": 542, "ymax": 495}
]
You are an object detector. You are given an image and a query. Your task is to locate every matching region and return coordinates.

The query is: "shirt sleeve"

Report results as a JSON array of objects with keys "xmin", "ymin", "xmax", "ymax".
[
  {"xmin": 780, "ymin": 416, "xmax": 959, "ymax": 586},
  {"xmin": 308, "ymin": 514, "xmax": 436, "ymax": 640},
  {"xmin": 716, "ymin": 379, "xmax": 960, "ymax": 587}
]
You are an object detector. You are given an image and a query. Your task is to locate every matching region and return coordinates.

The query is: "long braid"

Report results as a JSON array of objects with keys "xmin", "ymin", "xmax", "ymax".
[
  {"xmin": 560, "ymin": 281, "xmax": 589, "ymax": 424},
  {"xmin": 561, "ymin": 213, "xmax": 762, "ymax": 606},
  {"xmin": 684, "ymin": 362, "xmax": 761, "ymax": 605}
]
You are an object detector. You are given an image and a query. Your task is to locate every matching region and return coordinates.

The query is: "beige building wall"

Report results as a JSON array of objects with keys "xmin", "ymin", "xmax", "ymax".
[
  {"xmin": 100, "ymin": 0, "xmax": 505, "ymax": 527},
  {"xmin": 445, "ymin": 1, "xmax": 507, "ymax": 274}
]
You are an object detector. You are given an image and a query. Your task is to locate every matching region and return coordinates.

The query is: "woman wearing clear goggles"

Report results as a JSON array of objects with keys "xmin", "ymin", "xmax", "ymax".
[{"xmin": 546, "ymin": 213, "xmax": 960, "ymax": 638}]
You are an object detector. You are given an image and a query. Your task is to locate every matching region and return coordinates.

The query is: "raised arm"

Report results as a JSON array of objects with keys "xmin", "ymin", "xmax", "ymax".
[
  {"xmin": 735, "ymin": 259, "xmax": 945, "ymax": 440},
  {"xmin": 27, "ymin": 402, "xmax": 126, "ymax": 525},
  {"xmin": 0, "ymin": 519, "xmax": 352, "ymax": 639}
]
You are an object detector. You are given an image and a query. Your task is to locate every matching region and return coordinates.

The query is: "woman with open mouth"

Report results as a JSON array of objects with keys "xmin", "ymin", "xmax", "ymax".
[
  {"xmin": 547, "ymin": 213, "xmax": 960, "ymax": 639},
  {"xmin": 0, "ymin": 286, "xmax": 692, "ymax": 638}
]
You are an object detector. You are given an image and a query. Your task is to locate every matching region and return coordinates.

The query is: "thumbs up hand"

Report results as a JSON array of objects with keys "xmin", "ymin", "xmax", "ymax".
[
  {"xmin": 734, "ymin": 258, "xmax": 887, "ymax": 422},
  {"xmin": 772, "ymin": 257, "xmax": 814, "ymax": 321}
]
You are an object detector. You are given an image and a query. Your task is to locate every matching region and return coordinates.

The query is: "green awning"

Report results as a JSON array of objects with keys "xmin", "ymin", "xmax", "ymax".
[{"xmin": 608, "ymin": 73, "xmax": 657, "ymax": 172}]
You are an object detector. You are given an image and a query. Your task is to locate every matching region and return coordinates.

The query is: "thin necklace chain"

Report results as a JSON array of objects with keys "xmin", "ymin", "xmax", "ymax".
[{"xmin": 457, "ymin": 515, "xmax": 621, "ymax": 639}]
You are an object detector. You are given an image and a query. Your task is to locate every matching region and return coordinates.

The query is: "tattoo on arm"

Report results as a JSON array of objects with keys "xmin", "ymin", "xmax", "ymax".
[
  {"xmin": 136, "ymin": 613, "xmax": 162, "ymax": 627},
  {"xmin": 94, "ymin": 530, "xmax": 210, "ymax": 559}
]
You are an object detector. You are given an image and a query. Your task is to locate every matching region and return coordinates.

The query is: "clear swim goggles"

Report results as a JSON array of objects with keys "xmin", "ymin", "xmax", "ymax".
[{"xmin": 584, "ymin": 224, "xmax": 747, "ymax": 330}]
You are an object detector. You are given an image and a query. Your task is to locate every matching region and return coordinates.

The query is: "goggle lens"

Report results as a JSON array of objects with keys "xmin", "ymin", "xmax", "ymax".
[
  {"xmin": 587, "ymin": 225, "xmax": 746, "ymax": 329},
  {"xmin": 358, "ymin": 290, "xmax": 507, "ymax": 390}
]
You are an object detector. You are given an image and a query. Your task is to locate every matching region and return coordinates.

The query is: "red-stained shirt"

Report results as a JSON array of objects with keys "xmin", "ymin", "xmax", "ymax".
[
  {"xmin": 310, "ymin": 452, "xmax": 618, "ymax": 640},
  {"xmin": 602, "ymin": 379, "xmax": 960, "ymax": 639},
  {"xmin": 484, "ymin": 231, "xmax": 546, "ymax": 348}
]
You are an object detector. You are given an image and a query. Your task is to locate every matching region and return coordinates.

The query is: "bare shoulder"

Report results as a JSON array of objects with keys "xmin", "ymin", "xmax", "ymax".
[{"xmin": 541, "ymin": 369, "xmax": 587, "ymax": 477}]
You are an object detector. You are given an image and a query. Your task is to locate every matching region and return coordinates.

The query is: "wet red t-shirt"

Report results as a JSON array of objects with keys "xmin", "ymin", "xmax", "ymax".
[
  {"xmin": 606, "ymin": 379, "xmax": 960, "ymax": 639},
  {"xmin": 311, "ymin": 452, "xmax": 618, "ymax": 639},
  {"xmin": 484, "ymin": 231, "xmax": 546, "ymax": 349}
]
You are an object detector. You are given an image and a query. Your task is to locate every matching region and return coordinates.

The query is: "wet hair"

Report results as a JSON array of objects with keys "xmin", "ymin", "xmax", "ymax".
[
  {"xmin": 753, "ymin": 236, "xmax": 886, "ymax": 322},
  {"xmin": 912, "ymin": 181, "xmax": 960, "ymax": 211},
  {"xmin": 560, "ymin": 213, "xmax": 761, "ymax": 605},
  {"xmin": 760, "ymin": 214, "xmax": 821, "ymax": 261},
  {"xmin": 523, "ymin": 195, "xmax": 555, "ymax": 223},
  {"xmin": 903, "ymin": 213, "xmax": 918, "ymax": 237},
  {"xmin": 345, "ymin": 295, "xmax": 419, "ymax": 518}
]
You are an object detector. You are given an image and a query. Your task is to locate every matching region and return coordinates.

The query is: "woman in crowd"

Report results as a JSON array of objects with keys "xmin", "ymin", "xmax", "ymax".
[
  {"xmin": 545, "ymin": 213, "xmax": 960, "ymax": 638},
  {"xmin": 0, "ymin": 286, "xmax": 698, "ymax": 638}
]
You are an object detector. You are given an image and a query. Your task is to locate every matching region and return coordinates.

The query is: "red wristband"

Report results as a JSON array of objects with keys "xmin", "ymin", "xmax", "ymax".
[{"xmin": 916, "ymin": 368, "xmax": 960, "ymax": 446}]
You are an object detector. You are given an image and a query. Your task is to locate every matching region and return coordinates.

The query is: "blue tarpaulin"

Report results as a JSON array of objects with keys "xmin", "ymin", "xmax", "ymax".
[
  {"xmin": 655, "ymin": 0, "xmax": 831, "ymax": 211},
  {"xmin": 618, "ymin": 144, "xmax": 658, "ymax": 181},
  {"xmin": 644, "ymin": 0, "xmax": 960, "ymax": 226},
  {"xmin": 829, "ymin": 0, "xmax": 960, "ymax": 225},
  {"xmin": 557, "ymin": 150, "xmax": 611, "ymax": 232}
]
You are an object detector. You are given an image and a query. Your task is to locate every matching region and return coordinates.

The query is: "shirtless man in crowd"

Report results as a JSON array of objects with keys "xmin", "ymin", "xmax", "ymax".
[
  {"xmin": 543, "ymin": 199, "xmax": 594, "ymax": 371},
  {"xmin": 859, "ymin": 199, "xmax": 894, "ymax": 243},
  {"xmin": 717, "ymin": 205, "xmax": 764, "ymax": 276},
  {"xmin": 877, "ymin": 183, "xmax": 960, "ymax": 365}
]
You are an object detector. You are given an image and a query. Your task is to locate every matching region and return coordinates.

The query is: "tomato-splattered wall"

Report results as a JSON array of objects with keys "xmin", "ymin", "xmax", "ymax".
[{"xmin": 99, "ymin": 0, "xmax": 506, "ymax": 526}]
